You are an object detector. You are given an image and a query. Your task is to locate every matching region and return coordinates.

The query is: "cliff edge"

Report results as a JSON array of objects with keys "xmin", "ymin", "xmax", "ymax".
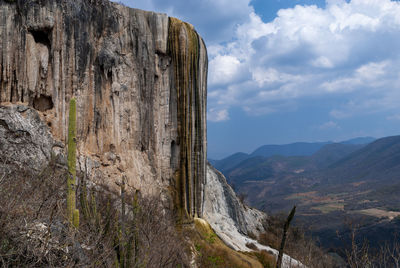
[{"xmin": 0, "ymin": 0, "xmax": 206, "ymax": 219}]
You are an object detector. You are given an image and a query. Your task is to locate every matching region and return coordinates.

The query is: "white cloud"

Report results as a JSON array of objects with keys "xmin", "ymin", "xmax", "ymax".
[
  {"xmin": 319, "ymin": 121, "xmax": 340, "ymax": 130},
  {"xmin": 355, "ymin": 61, "xmax": 388, "ymax": 80},
  {"xmin": 251, "ymin": 67, "xmax": 301, "ymax": 87},
  {"xmin": 208, "ymin": 108, "xmax": 229, "ymax": 122},
  {"xmin": 206, "ymin": 0, "xmax": 400, "ymax": 119},
  {"xmin": 209, "ymin": 55, "xmax": 242, "ymax": 86}
]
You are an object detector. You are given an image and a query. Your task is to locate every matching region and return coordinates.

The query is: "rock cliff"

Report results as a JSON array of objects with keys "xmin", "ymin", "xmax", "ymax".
[{"xmin": 0, "ymin": 0, "xmax": 206, "ymax": 219}]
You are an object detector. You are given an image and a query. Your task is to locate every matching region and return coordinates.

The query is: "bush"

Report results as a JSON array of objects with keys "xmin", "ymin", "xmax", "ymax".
[
  {"xmin": 0, "ymin": 158, "xmax": 190, "ymax": 267},
  {"xmin": 258, "ymin": 213, "xmax": 334, "ymax": 268},
  {"xmin": 253, "ymin": 250, "xmax": 276, "ymax": 268}
]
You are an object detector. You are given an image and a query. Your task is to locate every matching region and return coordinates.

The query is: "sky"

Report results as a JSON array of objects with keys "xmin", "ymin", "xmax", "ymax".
[{"xmin": 115, "ymin": 0, "xmax": 400, "ymax": 159}]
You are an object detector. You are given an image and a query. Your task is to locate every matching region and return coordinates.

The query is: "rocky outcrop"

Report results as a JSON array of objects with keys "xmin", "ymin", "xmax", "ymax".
[
  {"xmin": 204, "ymin": 163, "xmax": 304, "ymax": 267},
  {"xmin": 203, "ymin": 163, "xmax": 268, "ymax": 250},
  {"xmin": 0, "ymin": 0, "xmax": 206, "ymax": 219},
  {"xmin": 205, "ymin": 163, "xmax": 266, "ymax": 234},
  {"xmin": 0, "ymin": 105, "xmax": 62, "ymax": 175}
]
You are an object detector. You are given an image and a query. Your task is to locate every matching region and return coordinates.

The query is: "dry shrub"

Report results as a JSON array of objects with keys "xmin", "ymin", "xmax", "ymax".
[
  {"xmin": 258, "ymin": 213, "xmax": 334, "ymax": 268},
  {"xmin": 0, "ymin": 157, "xmax": 189, "ymax": 267},
  {"xmin": 259, "ymin": 231, "xmax": 281, "ymax": 250},
  {"xmin": 0, "ymin": 156, "xmax": 69, "ymax": 267},
  {"xmin": 253, "ymin": 250, "xmax": 276, "ymax": 268},
  {"xmin": 340, "ymin": 225, "xmax": 400, "ymax": 268},
  {"xmin": 258, "ymin": 213, "xmax": 286, "ymax": 249}
]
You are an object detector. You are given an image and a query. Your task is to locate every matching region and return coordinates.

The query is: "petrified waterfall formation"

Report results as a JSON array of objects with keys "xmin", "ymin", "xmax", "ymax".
[{"xmin": 0, "ymin": 0, "xmax": 207, "ymax": 219}]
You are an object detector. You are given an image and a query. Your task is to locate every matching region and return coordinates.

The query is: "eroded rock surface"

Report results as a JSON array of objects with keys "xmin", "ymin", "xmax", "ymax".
[
  {"xmin": 203, "ymin": 163, "xmax": 304, "ymax": 267},
  {"xmin": 0, "ymin": 105, "xmax": 63, "ymax": 175},
  {"xmin": 0, "ymin": 0, "xmax": 207, "ymax": 218},
  {"xmin": 203, "ymin": 163, "xmax": 268, "ymax": 250}
]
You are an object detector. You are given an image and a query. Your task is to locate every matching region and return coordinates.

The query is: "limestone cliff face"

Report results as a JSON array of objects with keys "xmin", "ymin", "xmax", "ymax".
[{"xmin": 0, "ymin": 0, "xmax": 207, "ymax": 218}]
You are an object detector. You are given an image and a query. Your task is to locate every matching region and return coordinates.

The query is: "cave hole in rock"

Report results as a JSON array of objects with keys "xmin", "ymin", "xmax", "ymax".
[
  {"xmin": 170, "ymin": 140, "xmax": 179, "ymax": 168},
  {"xmin": 33, "ymin": 94, "xmax": 53, "ymax": 112},
  {"xmin": 29, "ymin": 29, "xmax": 51, "ymax": 48}
]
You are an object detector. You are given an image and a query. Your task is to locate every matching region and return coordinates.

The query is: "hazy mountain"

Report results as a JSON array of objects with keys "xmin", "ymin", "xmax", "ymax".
[
  {"xmin": 212, "ymin": 137, "xmax": 375, "ymax": 174},
  {"xmin": 250, "ymin": 142, "xmax": 330, "ymax": 158},
  {"xmin": 212, "ymin": 152, "xmax": 250, "ymax": 173},
  {"xmin": 310, "ymin": 143, "xmax": 365, "ymax": 169},
  {"xmin": 340, "ymin": 136, "xmax": 376, "ymax": 145},
  {"xmin": 322, "ymin": 135, "xmax": 400, "ymax": 184},
  {"xmin": 221, "ymin": 141, "xmax": 371, "ymax": 186},
  {"xmin": 226, "ymin": 155, "xmax": 309, "ymax": 185}
]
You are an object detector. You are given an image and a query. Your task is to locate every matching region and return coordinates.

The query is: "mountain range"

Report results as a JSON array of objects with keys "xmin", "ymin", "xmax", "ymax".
[
  {"xmin": 213, "ymin": 136, "xmax": 400, "ymax": 250},
  {"xmin": 210, "ymin": 137, "xmax": 375, "ymax": 175}
]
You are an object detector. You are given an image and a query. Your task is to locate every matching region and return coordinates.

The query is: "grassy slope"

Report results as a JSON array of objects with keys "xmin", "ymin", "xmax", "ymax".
[{"xmin": 184, "ymin": 218, "xmax": 275, "ymax": 268}]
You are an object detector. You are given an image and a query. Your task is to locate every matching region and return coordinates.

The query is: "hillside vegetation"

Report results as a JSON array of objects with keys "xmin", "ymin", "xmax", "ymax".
[{"xmin": 0, "ymin": 158, "xmax": 190, "ymax": 267}]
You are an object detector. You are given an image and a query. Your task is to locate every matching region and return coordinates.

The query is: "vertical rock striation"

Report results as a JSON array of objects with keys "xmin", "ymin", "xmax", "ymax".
[
  {"xmin": 0, "ymin": 0, "xmax": 207, "ymax": 219},
  {"xmin": 168, "ymin": 18, "xmax": 207, "ymax": 219}
]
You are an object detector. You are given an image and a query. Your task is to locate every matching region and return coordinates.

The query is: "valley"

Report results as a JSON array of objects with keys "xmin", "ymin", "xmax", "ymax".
[{"xmin": 213, "ymin": 136, "xmax": 400, "ymax": 251}]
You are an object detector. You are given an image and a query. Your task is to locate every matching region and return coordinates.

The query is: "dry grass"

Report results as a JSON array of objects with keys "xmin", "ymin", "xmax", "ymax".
[
  {"xmin": 185, "ymin": 218, "xmax": 267, "ymax": 268},
  {"xmin": 253, "ymin": 250, "xmax": 276, "ymax": 268}
]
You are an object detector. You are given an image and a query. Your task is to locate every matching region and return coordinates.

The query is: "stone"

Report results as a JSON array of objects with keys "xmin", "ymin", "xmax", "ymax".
[
  {"xmin": 0, "ymin": 0, "xmax": 207, "ymax": 218},
  {"xmin": 0, "ymin": 105, "xmax": 60, "ymax": 173},
  {"xmin": 203, "ymin": 163, "xmax": 268, "ymax": 247}
]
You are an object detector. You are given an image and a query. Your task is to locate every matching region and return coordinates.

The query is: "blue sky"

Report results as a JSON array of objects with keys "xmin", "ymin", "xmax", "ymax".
[{"xmin": 116, "ymin": 0, "xmax": 400, "ymax": 159}]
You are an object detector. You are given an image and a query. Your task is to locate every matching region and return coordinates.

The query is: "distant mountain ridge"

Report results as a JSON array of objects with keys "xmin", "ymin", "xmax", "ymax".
[
  {"xmin": 322, "ymin": 135, "xmax": 400, "ymax": 184},
  {"xmin": 212, "ymin": 137, "xmax": 375, "ymax": 174},
  {"xmin": 251, "ymin": 142, "xmax": 331, "ymax": 158},
  {"xmin": 341, "ymin": 137, "xmax": 376, "ymax": 145}
]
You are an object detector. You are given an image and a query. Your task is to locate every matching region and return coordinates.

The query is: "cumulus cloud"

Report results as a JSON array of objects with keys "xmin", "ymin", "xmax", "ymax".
[
  {"xmin": 206, "ymin": 0, "xmax": 400, "ymax": 120},
  {"xmin": 209, "ymin": 55, "xmax": 243, "ymax": 86},
  {"xmin": 208, "ymin": 108, "xmax": 229, "ymax": 122}
]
